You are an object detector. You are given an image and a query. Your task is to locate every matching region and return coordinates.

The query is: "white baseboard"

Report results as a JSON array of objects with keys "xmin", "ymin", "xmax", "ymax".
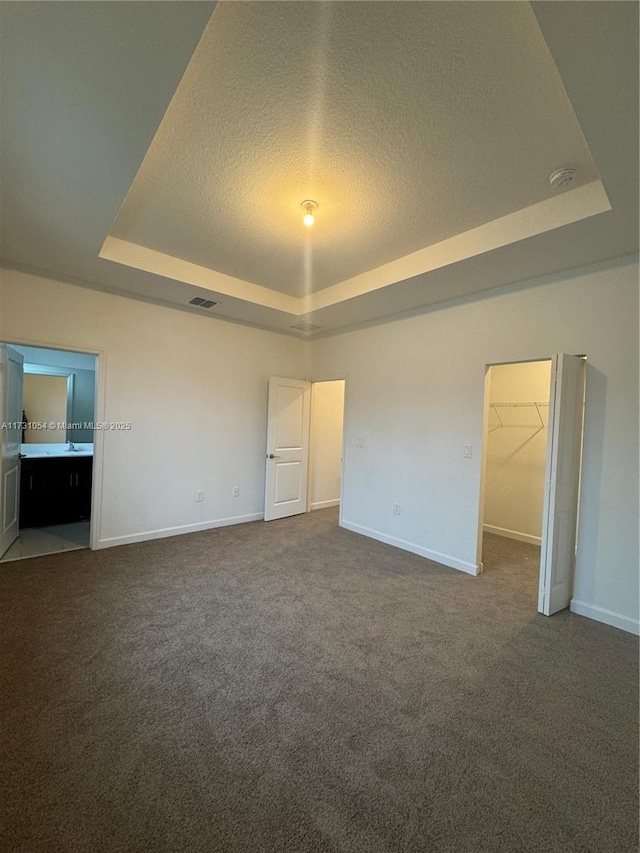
[
  {"xmin": 483, "ymin": 524, "xmax": 541, "ymax": 546},
  {"xmin": 570, "ymin": 599, "xmax": 639, "ymax": 636},
  {"xmin": 340, "ymin": 520, "xmax": 478, "ymax": 575},
  {"xmin": 96, "ymin": 512, "xmax": 264, "ymax": 549},
  {"xmin": 310, "ymin": 499, "xmax": 340, "ymax": 511}
]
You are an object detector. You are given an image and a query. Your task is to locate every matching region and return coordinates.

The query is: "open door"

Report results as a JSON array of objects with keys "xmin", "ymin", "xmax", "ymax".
[
  {"xmin": 538, "ymin": 353, "xmax": 586, "ymax": 615},
  {"xmin": 264, "ymin": 376, "xmax": 311, "ymax": 521},
  {"xmin": 0, "ymin": 345, "xmax": 24, "ymax": 558}
]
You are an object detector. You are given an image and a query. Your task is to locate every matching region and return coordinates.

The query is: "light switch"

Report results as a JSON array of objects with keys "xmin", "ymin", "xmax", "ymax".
[{"xmin": 463, "ymin": 444, "xmax": 472, "ymax": 458}]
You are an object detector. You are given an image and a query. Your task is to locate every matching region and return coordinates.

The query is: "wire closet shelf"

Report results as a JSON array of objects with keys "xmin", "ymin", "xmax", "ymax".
[{"xmin": 488, "ymin": 401, "xmax": 549, "ymax": 432}]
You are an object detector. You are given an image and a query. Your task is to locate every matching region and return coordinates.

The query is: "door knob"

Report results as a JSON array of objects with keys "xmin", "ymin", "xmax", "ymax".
[{"xmin": 268, "ymin": 453, "xmax": 280, "ymax": 459}]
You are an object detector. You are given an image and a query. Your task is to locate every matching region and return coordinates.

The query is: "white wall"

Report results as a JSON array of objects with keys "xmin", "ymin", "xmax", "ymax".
[
  {"xmin": 309, "ymin": 255, "xmax": 639, "ymax": 635},
  {"xmin": 0, "ymin": 269, "xmax": 307, "ymax": 546},
  {"xmin": 309, "ymin": 380, "xmax": 345, "ymax": 510},
  {"xmin": 483, "ymin": 360, "xmax": 551, "ymax": 544},
  {"xmin": 1, "ymin": 258, "xmax": 638, "ymax": 636}
]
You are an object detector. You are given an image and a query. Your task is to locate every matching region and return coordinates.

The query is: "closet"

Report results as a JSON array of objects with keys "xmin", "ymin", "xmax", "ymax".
[{"xmin": 482, "ymin": 360, "xmax": 551, "ymax": 546}]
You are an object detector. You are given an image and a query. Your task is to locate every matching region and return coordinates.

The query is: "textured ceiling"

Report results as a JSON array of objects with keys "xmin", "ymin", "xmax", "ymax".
[
  {"xmin": 110, "ymin": 1, "xmax": 599, "ymax": 298},
  {"xmin": 0, "ymin": 2, "xmax": 637, "ymax": 338}
]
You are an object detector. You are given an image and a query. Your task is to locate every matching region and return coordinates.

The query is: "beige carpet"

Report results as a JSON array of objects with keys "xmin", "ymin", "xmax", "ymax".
[{"xmin": 1, "ymin": 509, "xmax": 637, "ymax": 852}]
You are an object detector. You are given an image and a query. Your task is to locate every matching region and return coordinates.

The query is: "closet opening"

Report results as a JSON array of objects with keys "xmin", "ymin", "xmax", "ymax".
[
  {"xmin": 477, "ymin": 354, "xmax": 587, "ymax": 616},
  {"xmin": 478, "ymin": 359, "xmax": 552, "ymax": 599}
]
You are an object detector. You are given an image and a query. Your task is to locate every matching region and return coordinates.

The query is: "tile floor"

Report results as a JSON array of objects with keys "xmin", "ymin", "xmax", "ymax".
[{"xmin": 0, "ymin": 521, "xmax": 90, "ymax": 563}]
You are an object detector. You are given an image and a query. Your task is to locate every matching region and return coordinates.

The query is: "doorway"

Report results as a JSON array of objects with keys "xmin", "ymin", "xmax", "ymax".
[
  {"xmin": 263, "ymin": 376, "xmax": 346, "ymax": 522},
  {"xmin": 477, "ymin": 354, "xmax": 586, "ymax": 616},
  {"xmin": 0, "ymin": 343, "xmax": 98, "ymax": 563},
  {"xmin": 308, "ymin": 379, "xmax": 346, "ymax": 512},
  {"xmin": 479, "ymin": 360, "xmax": 551, "ymax": 598}
]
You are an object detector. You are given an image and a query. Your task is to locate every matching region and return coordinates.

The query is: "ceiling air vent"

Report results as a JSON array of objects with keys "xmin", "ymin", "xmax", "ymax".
[
  {"xmin": 289, "ymin": 322, "xmax": 323, "ymax": 333},
  {"xmin": 188, "ymin": 297, "xmax": 218, "ymax": 309}
]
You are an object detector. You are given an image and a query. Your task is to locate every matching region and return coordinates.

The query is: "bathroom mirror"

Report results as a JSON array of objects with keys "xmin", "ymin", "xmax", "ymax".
[{"xmin": 22, "ymin": 364, "xmax": 74, "ymax": 444}]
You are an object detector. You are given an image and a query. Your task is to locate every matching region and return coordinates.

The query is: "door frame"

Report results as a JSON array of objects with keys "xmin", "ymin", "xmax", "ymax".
[
  {"xmin": 306, "ymin": 373, "xmax": 348, "ymax": 527},
  {"xmin": 476, "ymin": 355, "xmax": 585, "ymax": 613},
  {"xmin": 305, "ymin": 377, "xmax": 348, "ymax": 524},
  {"xmin": 476, "ymin": 357, "xmax": 552, "ymax": 573},
  {"xmin": 270, "ymin": 370, "xmax": 348, "ymax": 526},
  {"xmin": 0, "ymin": 336, "xmax": 105, "ymax": 552}
]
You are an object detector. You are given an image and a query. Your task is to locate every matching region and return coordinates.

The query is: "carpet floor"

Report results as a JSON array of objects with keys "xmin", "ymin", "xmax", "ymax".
[{"xmin": 1, "ymin": 509, "xmax": 637, "ymax": 853}]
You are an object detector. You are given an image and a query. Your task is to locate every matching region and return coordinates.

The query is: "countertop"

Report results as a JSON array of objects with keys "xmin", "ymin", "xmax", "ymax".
[{"xmin": 21, "ymin": 443, "xmax": 94, "ymax": 459}]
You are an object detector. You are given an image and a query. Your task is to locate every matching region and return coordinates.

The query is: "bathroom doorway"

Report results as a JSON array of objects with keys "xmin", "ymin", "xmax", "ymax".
[{"xmin": 0, "ymin": 343, "xmax": 98, "ymax": 563}]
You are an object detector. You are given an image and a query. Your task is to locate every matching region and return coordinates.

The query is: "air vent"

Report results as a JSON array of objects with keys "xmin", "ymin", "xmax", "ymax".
[
  {"xmin": 289, "ymin": 322, "xmax": 323, "ymax": 333},
  {"xmin": 188, "ymin": 297, "xmax": 218, "ymax": 309}
]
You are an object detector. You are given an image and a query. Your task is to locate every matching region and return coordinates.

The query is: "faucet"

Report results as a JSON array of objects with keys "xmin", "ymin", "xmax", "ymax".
[{"xmin": 68, "ymin": 441, "xmax": 77, "ymax": 452}]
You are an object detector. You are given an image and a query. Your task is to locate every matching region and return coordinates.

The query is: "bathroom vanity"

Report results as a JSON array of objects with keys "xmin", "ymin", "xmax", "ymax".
[{"xmin": 19, "ymin": 444, "xmax": 93, "ymax": 528}]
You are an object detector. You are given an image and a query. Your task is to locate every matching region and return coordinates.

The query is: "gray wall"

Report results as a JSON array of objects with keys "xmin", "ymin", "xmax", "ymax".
[{"xmin": 69, "ymin": 368, "xmax": 95, "ymax": 442}]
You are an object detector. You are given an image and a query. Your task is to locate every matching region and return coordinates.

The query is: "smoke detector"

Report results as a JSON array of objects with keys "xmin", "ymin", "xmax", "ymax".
[{"xmin": 549, "ymin": 167, "xmax": 577, "ymax": 190}]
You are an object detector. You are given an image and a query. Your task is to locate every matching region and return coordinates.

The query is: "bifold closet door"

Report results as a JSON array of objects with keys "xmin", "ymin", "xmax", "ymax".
[{"xmin": 538, "ymin": 354, "xmax": 586, "ymax": 616}]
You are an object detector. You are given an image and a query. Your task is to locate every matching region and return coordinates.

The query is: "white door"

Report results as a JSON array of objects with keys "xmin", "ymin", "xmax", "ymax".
[
  {"xmin": 538, "ymin": 353, "xmax": 586, "ymax": 615},
  {"xmin": 264, "ymin": 376, "xmax": 311, "ymax": 521},
  {"xmin": 0, "ymin": 345, "xmax": 24, "ymax": 558}
]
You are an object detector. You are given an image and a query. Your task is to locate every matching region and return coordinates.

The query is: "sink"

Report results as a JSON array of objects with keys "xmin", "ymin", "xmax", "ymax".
[
  {"xmin": 21, "ymin": 443, "xmax": 94, "ymax": 459},
  {"xmin": 44, "ymin": 449, "xmax": 92, "ymax": 456}
]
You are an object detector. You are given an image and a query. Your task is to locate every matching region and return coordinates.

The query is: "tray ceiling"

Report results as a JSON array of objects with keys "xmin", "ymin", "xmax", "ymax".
[{"xmin": 1, "ymin": 2, "xmax": 637, "ymax": 337}]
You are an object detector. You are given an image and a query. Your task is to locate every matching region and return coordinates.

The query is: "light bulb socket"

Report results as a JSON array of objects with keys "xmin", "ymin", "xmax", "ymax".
[{"xmin": 301, "ymin": 199, "xmax": 318, "ymax": 226}]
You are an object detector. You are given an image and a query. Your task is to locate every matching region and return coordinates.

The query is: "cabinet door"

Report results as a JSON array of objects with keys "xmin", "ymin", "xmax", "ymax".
[
  {"xmin": 45, "ymin": 460, "xmax": 75, "ymax": 525},
  {"xmin": 19, "ymin": 458, "xmax": 93, "ymax": 528},
  {"xmin": 19, "ymin": 463, "xmax": 36, "ymax": 528},
  {"xmin": 20, "ymin": 460, "xmax": 71, "ymax": 527},
  {"xmin": 71, "ymin": 458, "xmax": 93, "ymax": 521}
]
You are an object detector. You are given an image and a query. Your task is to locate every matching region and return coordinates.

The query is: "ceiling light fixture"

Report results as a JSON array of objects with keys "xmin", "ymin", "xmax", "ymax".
[{"xmin": 301, "ymin": 199, "xmax": 318, "ymax": 227}]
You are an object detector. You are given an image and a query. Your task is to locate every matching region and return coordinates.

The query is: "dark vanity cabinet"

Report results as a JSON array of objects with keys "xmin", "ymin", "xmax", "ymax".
[{"xmin": 20, "ymin": 457, "xmax": 93, "ymax": 528}]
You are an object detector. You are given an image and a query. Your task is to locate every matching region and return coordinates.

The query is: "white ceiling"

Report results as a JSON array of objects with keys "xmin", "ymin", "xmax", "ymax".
[
  {"xmin": 1, "ymin": 2, "xmax": 637, "ymax": 338},
  {"xmin": 109, "ymin": 1, "xmax": 600, "ymax": 297}
]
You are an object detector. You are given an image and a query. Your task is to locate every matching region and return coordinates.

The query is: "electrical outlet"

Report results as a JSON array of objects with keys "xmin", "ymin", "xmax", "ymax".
[
  {"xmin": 232, "ymin": 486, "xmax": 240, "ymax": 497},
  {"xmin": 355, "ymin": 436, "xmax": 365, "ymax": 448},
  {"xmin": 393, "ymin": 503, "xmax": 401, "ymax": 515},
  {"xmin": 195, "ymin": 490, "xmax": 204, "ymax": 502}
]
